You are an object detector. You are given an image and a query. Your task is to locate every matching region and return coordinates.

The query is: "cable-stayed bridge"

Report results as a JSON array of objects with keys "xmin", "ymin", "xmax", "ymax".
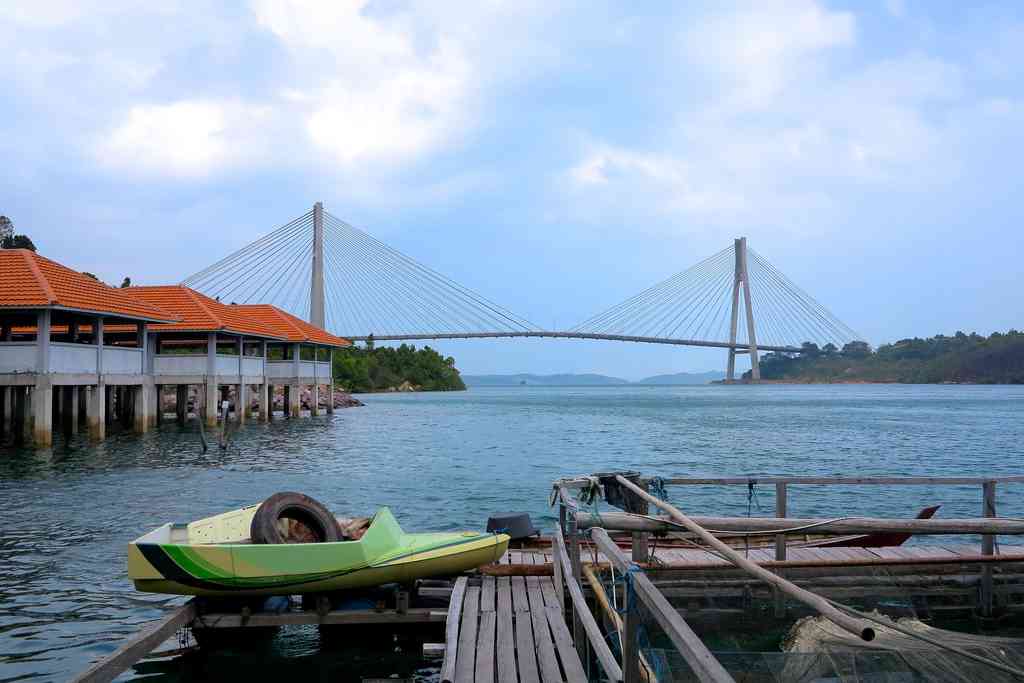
[{"xmin": 182, "ymin": 203, "xmax": 860, "ymax": 381}]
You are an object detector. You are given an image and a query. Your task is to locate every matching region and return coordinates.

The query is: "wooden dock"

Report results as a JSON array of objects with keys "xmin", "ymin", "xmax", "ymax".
[{"xmin": 442, "ymin": 575, "xmax": 587, "ymax": 683}]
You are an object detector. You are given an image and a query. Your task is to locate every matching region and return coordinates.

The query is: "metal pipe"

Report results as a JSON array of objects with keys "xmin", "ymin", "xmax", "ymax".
[{"xmin": 574, "ymin": 511, "xmax": 1024, "ymax": 536}]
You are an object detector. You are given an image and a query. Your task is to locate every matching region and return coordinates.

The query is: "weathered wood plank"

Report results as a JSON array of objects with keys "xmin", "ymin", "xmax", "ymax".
[
  {"xmin": 454, "ymin": 586, "xmax": 480, "ymax": 683},
  {"xmin": 441, "ymin": 577, "xmax": 468, "ymax": 683},
  {"xmin": 545, "ymin": 606, "xmax": 588, "ymax": 683},
  {"xmin": 526, "ymin": 576, "xmax": 546, "ymax": 613},
  {"xmin": 553, "ymin": 526, "xmax": 623, "ymax": 681},
  {"xmin": 531, "ymin": 601, "xmax": 562, "ymax": 683},
  {"xmin": 515, "ymin": 611, "xmax": 541, "ymax": 683},
  {"xmin": 496, "ymin": 599, "xmax": 518, "ymax": 683},
  {"xmin": 512, "ymin": 576, "xmax": 530, "ymax": 612},
  {"xmin": 71, "ymin": 602, "xmax": 197, "ymax": 683},
  {"xmin": 497, "ymin": 576, "xmax": 512, "ymax": 615},
  {"xmin": 481, "ymin": 576, "xmax": 497, "ymax": 612},
  {"xmin": 539, "ymin": 577, "xmax": 560, "ymax": 608},
  {"xmin": 476, "ymin": 611, "xmax": 497, "ymax": 683}
]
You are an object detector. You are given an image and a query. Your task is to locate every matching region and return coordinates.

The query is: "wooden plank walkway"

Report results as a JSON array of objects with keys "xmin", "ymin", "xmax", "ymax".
[
  {"xmin": 501, "ymin": 544, "xmax": 1024, "ymax": 570},
  {"xmin": 446, "ymin": 575, "xmax": 586, "ymax": 683}
]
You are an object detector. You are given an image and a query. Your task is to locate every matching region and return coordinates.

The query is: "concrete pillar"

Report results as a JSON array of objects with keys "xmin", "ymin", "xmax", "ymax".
[
  {"xmin": 133, "ymin": 383, "xmax": 148, "ymax": 433},
  {"xmin": 327, "ymin": 348, "xmax": 335, "ymax": 415},
  {"xmin": 259, "ymin": 383, "xmax": 269, "ymax": 422},
  {"xmin": 311, "ymin": 383, "xmax": 320, "ymax": 417},
  {"xmin": 88, "ymin": 384, "xmax": 106, "ymax": 441},
  {"xmin": 206, "ymin": 332, "xmax": 218, "ymax": 426},
  {"xmin": 37, "ymin": 309, "xmax": 51, "ymax": 374},
  {"xmin": 33, "ymin": 379, "xmax": 53, "ymax": 447},
  {"xmin": 67, "ymin": 385, "xmax": 79, "ymax": 435},
  {"xmin": 205, "ymin": 382, "xmax": 218, "ymax": 427},
  {"xmin": 176, "ymin": 384, "xmax": 187, "ymax": 425},
  {"xmin": 289, "ymin": 384, "xmax": 301, "ymax": 418},
  {"xmin": 237, "ymin": 383, "xmax": 247, "ymax": 424},
  {"xmin": 282, "ymin": 385, "xmax": 289, "ymax": 418}
]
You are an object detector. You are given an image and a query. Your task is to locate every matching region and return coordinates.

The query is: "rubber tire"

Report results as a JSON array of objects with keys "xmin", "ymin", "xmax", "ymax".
[{"xmin": 250, "ymin": 492, "xmax": 344, "ymax": 544}]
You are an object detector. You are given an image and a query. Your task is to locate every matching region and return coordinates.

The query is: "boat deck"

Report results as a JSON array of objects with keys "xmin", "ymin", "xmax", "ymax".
[
  {"xmin": 444, "ymin": 575, "xmax": 586, "ymax": 683},
  {"xmin": 501, "ymin": 543, "xmax": 1024, "ymax": 570}
]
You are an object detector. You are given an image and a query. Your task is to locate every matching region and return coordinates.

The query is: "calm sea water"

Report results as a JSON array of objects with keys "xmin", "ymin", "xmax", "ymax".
[{"xmin": 1, "ymin": 384, "xmax": 1022, "ymax": 681}]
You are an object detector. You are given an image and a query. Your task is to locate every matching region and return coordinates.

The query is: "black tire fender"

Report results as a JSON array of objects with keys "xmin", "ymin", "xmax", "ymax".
[{"xmin": 250, "ymin": 492, "xmax": 344, "ymax": 544}]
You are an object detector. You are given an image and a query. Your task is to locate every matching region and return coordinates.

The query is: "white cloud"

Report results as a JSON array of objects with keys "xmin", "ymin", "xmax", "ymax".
[
  {"xmin": 251, "ymin": 0, "xmax": 473, "ymax": 166},
  {"xmin": 561, "ymin": 2, "xmax": 988, "ymax": 232},
  {"xmin": 97, "ymin": 101, "xmax": 271, "ymax": 176},
  {"xmin": 686, "ymin": 0, "xmax": 855, "ymax": 108}
]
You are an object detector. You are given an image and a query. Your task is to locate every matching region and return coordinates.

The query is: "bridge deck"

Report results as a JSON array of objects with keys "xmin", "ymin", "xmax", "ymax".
[{"xmin": 445, "ymin": 574, "xmax": 586, "ymax": 683}]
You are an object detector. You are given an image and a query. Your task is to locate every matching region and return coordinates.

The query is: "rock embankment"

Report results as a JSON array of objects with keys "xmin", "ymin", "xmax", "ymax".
[{"xmin": 160, "ymin": 385, "xmax": 364, "ymax": 413}]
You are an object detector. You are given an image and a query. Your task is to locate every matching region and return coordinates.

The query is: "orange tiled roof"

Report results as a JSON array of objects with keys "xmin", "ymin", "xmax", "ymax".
[
  {"xmin": 233, "ymin": 304, "xmax": 351, "ymax": 347},
  {"xmin": 0, "ymin": 249, "xmax": 178, "ymax": 322},
  {"xmin": 126, "ymin": 286, "xmax": 286, "ymax": 339}
]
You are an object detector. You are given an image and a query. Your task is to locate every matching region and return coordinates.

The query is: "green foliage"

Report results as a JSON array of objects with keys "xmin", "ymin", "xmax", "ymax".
[
  {"xmin": 332, "ymin": 343, "xmax": 466, "ymax": 393},
  {"xmin": 750, "ymin": 330, "xmax": 1024, "ymax": 384}
]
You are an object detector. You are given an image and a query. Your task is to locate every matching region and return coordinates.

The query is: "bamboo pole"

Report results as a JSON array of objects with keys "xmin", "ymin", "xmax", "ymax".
[
  {"xmin": 614, "ymin": 475, "xmax": 876, "ymax": 642},
  {"xmin": 581, "ymin": 565, "xmax": 655, "ymax": 683}
]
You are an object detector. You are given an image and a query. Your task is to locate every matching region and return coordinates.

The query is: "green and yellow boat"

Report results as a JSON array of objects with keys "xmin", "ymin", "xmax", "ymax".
[{"xmin": 128, "ymin": 505, "xmax": 509, "ymax": 597}]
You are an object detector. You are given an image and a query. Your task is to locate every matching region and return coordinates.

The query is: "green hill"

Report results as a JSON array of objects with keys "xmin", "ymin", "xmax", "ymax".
[
  {"xmin": 747, "ymin": 330, "xmax": 1024, "ymax": 384},
  {"xmin": 333, "ymin": 344, "xmax": 465, "ymax": 393}
]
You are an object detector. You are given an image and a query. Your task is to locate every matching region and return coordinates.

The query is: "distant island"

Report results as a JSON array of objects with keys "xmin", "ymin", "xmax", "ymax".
[
  {"xmin": 462, "ymin": 371, "xmax": 724, "ymax": 386},
  {"xmin": 745, "ymin": 330, "xmax": 1024, "ymax": 384}
]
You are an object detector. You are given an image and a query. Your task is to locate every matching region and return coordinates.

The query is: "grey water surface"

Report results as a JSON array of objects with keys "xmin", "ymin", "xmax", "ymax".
[{"xmin": 1, "ymin": 384, "xmax": 1022, "ymax": 681}]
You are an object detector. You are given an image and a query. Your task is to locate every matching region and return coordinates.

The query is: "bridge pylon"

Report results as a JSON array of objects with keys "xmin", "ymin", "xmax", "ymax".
[
  {"xmin": 310, "ymin": 201, "xmax": 325, "ymax": 328},
  {"xmin": 726, "ymin": 237, "xmax": 760, "ymax": 383}
]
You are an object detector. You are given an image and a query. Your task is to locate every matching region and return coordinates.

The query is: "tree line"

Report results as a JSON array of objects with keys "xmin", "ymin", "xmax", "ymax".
[
  {"xmin": 748, "ymin": 331, "xmax": 1024, "ymax": 383},
  {"xmin": 332, "ymin": 343, "xmax": 466, "ymax": 393}
]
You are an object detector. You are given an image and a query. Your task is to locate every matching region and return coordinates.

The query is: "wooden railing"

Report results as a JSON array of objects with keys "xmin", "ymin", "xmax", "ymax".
[{"xmin": 647, "ymin": 475, "xmax": 1022, "ymax": 617}]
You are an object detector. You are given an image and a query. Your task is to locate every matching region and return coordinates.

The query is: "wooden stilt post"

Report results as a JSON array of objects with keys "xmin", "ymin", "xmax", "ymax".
[
  {"xmin": 774, "ymin": 482, "xmax": 787, "ymax": 616},
  {"xmin": 981, "ymin": 481, "xmax": 997, "ymax": 617}
]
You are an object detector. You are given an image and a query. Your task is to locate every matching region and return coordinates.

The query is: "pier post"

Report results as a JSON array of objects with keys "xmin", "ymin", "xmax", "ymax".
[
  {"xmin": 89, "ymin": 383, "xmax": 106, "ymax": 441},
  {"xmin": 327, "ymin": 349, "xmax": 335, "ymax": 415},
  {"xmin": 259, "ymin": 383, "xmax": 269, "ymax": 422},
  {"xmin": 289, "ymin": 383, "xmax": 301, "ymax": 418},
  {"xmin": 205, "ymin": 333, "xmax": 218, "ymax": 427},
  {"xmin": 237, "ymin": 383, "xmax": 247, "ymax": 424},
  {"xmin": 133, "ymin": 384, "xmax": 148, "ymax": 433},
  {"xmin": 981, "ymin": 481, "xmax": 997, "ymax": 616},
  {"xmin": 33, "ymin": 379, "xmax": 53, "ymax": 447}
]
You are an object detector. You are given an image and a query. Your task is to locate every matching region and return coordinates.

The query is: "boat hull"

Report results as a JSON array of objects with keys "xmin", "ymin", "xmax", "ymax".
[{"xmin": 129, "ymin": 507, "xmax": 509, "ymax": 597}]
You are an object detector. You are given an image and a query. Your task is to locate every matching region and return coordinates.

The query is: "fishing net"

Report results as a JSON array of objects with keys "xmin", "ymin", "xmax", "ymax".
[
  {"xmin": 645, "ymin": 611, "xmax": 1024, "ymax": 682},
  {"xmin": 779, "ymin": 612, "xmax": 1024, "ymax": 682}
]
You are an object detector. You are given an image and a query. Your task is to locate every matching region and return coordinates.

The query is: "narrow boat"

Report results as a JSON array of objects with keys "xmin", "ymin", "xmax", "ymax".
[{"xmin": 128, "ymin": 506, "xmax": 509, "ymax": 597}]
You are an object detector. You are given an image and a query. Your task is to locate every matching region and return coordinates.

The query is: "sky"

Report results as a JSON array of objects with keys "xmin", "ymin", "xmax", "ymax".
[{"xmin": 2, "ymin": 1, "xmax": 1022, "ymax": 380}]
